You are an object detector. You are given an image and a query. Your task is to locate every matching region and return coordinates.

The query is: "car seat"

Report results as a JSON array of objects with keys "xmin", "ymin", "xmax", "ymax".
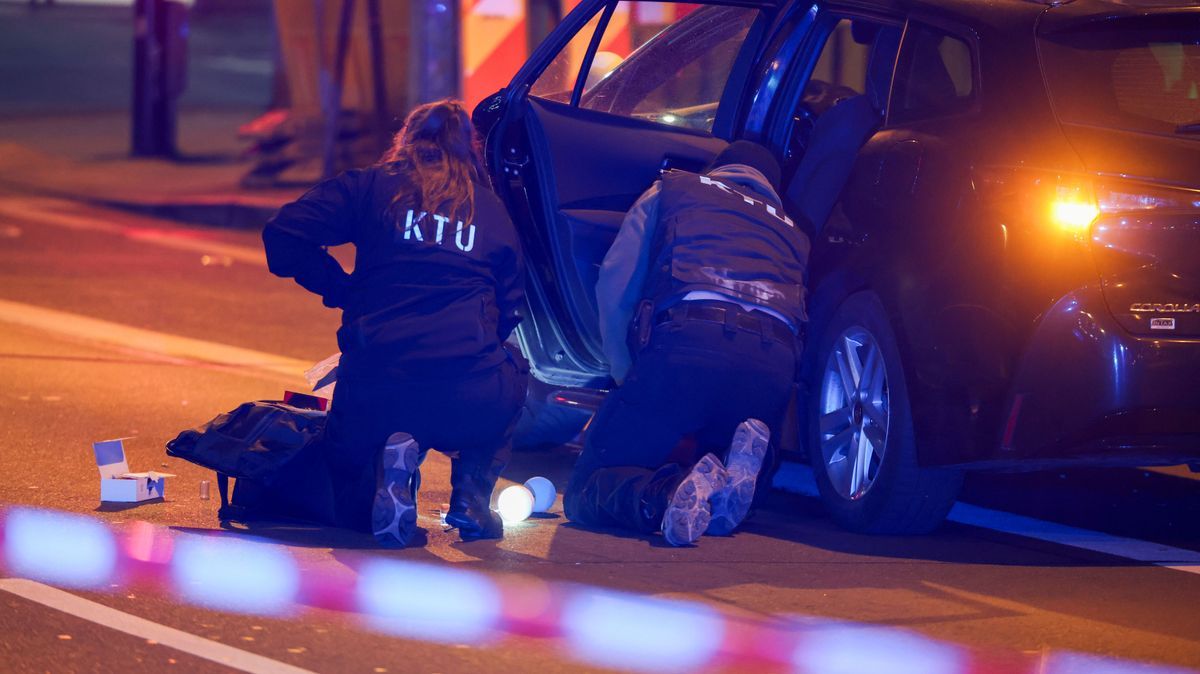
[{"xmin": 786, "ymin": 26, "xmax": 903, "ymax": 235}]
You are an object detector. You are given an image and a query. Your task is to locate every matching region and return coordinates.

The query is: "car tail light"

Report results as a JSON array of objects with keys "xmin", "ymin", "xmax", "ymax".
[
  {"xmin": 1047, "ymin": 180, "xmax": 1200, "ymax": 237},
  {"xmin": 1096, "ymin": 181, "xmax": 1200, "ymax": 215},
  {"xmin": 976, "ymin": 167, "xmax": 1100, "ymax": 241},
  {"xmin": 978, "ymin": 169, "xmax": 1200, "ymax": 238},
  {"xmin": 1050, "ymin": 185, "xmax": 1100, "ymax": 236}
]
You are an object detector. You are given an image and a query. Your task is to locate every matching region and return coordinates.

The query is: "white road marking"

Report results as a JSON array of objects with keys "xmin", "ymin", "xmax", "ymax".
[
  {"xmin": 0, "ymin": 578, "xmax": 315, "ymax": 674},
  {"xmin": 773, "ymin": 462, "xmax": 1200, "ymax": 575},
  {"xmin": 0, "ymin": 198, "xmax": 266, "ymax": 266},
  {"xmin": 949, "ymin": 503, "xmax": 1200, "ymax": 574},
  {"xmin": 0, "ymin": 298, "xmax": 310, "ymax": 384}
]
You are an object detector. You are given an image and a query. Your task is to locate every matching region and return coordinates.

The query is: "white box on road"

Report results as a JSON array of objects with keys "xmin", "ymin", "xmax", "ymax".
[{"xmin": 94, "ymin": 438, "xmax": 174, "ymax": 503}]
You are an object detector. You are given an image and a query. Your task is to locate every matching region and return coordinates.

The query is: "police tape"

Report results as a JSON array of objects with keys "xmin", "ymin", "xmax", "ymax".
[{"xmin": 0, "ymin": 506, "xmax": 1193, "ymax": 674}]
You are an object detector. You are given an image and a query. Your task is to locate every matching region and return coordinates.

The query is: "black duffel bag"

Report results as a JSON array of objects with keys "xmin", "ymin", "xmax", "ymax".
[{"xmin": 166, "ymin": 400, "xmax": 334, "ymax": 524}]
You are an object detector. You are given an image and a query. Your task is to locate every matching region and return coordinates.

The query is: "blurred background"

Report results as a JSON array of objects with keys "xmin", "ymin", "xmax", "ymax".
[
  {"xmin": 0, "ymin": 0, "xmax": 688, "ymax": 217},
  {"xmin": 0, "ymin": 0, "xmax": 596, "ymax": 187}
]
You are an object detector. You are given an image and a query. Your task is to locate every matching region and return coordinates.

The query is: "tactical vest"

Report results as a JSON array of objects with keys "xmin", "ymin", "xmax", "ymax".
[{"xmin": 646, "ymin": 170, "xmax": 810, "ymax": 324}]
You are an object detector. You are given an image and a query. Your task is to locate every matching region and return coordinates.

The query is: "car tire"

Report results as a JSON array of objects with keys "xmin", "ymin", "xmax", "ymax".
[
  {"xmin": 512, "ymin": 378, "xmax": 592, "ymax": 451},
  {"xmin": 807, "ymin": 292, "xmax": 962, "ymax": 534}
]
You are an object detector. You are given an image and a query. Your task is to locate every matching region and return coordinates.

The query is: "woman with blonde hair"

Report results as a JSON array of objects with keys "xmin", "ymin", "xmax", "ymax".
[{"xmin": 263, "ymin": 99, "xmax": 527, "ymax": 547}]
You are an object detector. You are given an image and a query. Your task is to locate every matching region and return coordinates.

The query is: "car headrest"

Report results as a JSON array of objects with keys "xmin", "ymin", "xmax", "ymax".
[{"xmin": 850, "ymin": 20, "xmax": 879, "ymax": 45}]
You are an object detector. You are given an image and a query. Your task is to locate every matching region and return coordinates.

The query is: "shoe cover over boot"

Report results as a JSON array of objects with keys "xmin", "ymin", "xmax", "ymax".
[{"xmin": 445, "ymin": 457, "xmax": 504, "ymax": 540}]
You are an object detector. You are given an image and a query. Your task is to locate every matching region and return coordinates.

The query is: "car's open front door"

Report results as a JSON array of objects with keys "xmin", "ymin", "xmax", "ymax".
[{"xmin": 481, "ymin": 0, "xmax": 777, "ymax": 387}]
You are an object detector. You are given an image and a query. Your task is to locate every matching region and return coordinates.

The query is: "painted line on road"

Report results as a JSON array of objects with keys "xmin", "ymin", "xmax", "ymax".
[
  {"xmin": 0, "ymin": 197, "xmax": 266, "ymax": 266},
  {"xmin": 0, "ymin": 578, "xmax": 315, "ymax": 674},
  {"xmin": 0, "ymin": 298, "xmax": 311, "ymax": 383},
  {"xmin": 773, "ymin": 462, "xmax": 1200, "ymax": 575}
]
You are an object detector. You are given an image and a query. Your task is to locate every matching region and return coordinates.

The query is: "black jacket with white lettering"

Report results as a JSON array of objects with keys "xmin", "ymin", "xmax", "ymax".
[
  {"xmin": 646, "ymin": 169, "xmax": 809, "ymax": 325},
  {"xmin": 262, "ymin": 165, "xmax": 525, "ymax": 380}
]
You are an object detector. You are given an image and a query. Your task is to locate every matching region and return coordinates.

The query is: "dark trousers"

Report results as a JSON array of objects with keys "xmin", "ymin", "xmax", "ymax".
[
  {"xmin": 322, "ymin": 354, "xmax": 527, "ymax": 531},
  {"xmin": 564, "ymin": 309, "xmax": 797, "ymax": 534}
]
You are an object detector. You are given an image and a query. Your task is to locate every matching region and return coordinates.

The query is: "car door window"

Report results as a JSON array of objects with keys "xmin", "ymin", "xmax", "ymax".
[
  {"xmin": 530, "ymin": 9, "xmax": 607, "ymax": 103},
  {"xmin": 778, "ymin": 16, "xmax": 900, "ymax": 161},
  {"xmin": 802, "ymin": 18, "xmax": 900, "ymax": 119},
  {"xmin": 891, "ymin": 24, "xmax": 976, "ymax": 122},
  {"xmin": 530, "ymin": 2, "xmax": 762, "ymax": 133}
]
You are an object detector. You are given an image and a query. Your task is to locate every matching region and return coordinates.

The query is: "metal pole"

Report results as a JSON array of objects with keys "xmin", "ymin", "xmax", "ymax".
[
  {"xmin": 526, "ymin": 0, "xmax": 560, "ymax": 54},
  {"xmin": 366, "ymin": 0, "xmax": 390, "ymax": 151},
  {"xmin": 131, "ymin": 0, "xmax": 162, "ymax": 156},
  {"xmin": 410, "ymin": 0, "xmax": 461, "ymax": 104},
  {"xmin": 321, "ymin": 0, "xmax": 356, "ymax": 179}
]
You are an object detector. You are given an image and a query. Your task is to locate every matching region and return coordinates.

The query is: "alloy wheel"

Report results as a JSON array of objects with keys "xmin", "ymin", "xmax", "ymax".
[{"xmin": 818, "ymin": 326, "xmax": 890, "ymax": 500}]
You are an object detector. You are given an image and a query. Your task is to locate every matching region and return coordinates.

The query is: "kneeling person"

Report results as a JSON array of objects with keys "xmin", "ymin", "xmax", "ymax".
[
  {"xmin": 263, "ymin": 100, "xmax": 528, "ymax": 547},
  {"xmin": 564, "ymin": 141, "xmax": 810, "ymax": 546}
]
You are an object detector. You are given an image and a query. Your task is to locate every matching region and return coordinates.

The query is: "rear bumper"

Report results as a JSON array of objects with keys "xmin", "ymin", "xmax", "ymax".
[{"xmin": 999, "ymin": 287, "xmax": 1200, "ymax": 466}]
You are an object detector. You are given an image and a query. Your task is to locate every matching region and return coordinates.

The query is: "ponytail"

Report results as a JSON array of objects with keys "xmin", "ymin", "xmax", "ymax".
[{"xmin": 381, "ymin": 100, "xmax": 487, "ymax": 224}]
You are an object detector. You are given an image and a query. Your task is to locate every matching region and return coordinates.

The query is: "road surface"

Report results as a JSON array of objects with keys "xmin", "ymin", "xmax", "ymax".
[{"xmin": 1, "ymin": 192, "xmax": 1199, "ymax": 673}]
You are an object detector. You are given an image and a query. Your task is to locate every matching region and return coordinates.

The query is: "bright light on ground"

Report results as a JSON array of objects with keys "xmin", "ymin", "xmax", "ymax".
[{"xmin": 498, "ymin": 485, "xmax": 534, "ymax": 522}]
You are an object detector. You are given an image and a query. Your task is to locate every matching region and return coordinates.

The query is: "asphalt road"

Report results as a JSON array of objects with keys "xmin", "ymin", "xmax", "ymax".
[{"xmin": 1, "ymin": 192, "xmax": 1200, "ymax": 674}]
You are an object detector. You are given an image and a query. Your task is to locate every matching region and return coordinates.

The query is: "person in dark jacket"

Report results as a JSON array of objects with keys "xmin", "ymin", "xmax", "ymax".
[
  {"xmin": 262, "ymin": 99, "xmax": 528, "ymax": 547},
  {"xmin": 564, "ymin": 141, "xmax": 810, "ymax": 546}
]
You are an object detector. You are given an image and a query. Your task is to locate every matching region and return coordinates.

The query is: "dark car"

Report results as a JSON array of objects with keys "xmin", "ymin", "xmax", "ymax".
[{"xmin": 472, "ymin": 0, "xmax": 1200, "ymax": 533}]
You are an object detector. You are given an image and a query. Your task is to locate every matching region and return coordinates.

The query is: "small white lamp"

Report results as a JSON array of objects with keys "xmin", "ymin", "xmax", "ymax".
[{"xmin": 497, "ymin": 485, "xmax": 535, "ymax": 523}]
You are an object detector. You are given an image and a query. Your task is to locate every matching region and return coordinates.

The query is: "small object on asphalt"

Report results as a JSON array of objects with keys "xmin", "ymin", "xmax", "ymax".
[
  {"xmin": 497, "ymin": 485, "xmax": 535, "ymax": 523},
  {"xmin": 199, "ymin": 480, "xmax": 210, "ymax": 500},
  {"xmin": 283, "ymin": 390, "xmax": 329, "ymax": 411},
  {"xmin": 524, "ymin": 476, "xmax": 557, "ymax": 512},
  {"xmin": 94, "ymin": 438, "xmax": 174, "ymax": 503}
]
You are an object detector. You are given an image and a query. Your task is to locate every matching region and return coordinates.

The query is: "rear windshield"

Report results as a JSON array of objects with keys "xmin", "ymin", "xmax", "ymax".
[{"xmin": 1038, "ymin": 17, "xmax": 1200, "ymax": 138}]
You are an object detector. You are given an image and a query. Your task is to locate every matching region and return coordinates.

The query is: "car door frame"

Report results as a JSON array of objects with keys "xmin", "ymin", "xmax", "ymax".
[
  {"xmin": 483, "ymin": 0, "xmax": 782, "ymax": 388},
  {"xmin": 747, "ymin": 2, "xmax": 910, "ymax": 462}
]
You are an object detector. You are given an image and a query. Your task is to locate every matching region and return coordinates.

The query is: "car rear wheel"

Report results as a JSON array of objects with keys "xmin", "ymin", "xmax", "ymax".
[{"xmin": 808, "ymin": 292, "xmax": 962, "ymax": 534}]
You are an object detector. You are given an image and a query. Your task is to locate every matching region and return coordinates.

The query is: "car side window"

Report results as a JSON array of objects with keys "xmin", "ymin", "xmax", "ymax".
[
  {"xmin": 891, "ymin": 24, "xmax": 975, "ymax": 121},
  {"xmin": 530, "ymin": 2, "xmax": 761, "ymax": 133},
  {"xmin": 802, "ymin": 19, "xmax": 896, "ymax": 118}
]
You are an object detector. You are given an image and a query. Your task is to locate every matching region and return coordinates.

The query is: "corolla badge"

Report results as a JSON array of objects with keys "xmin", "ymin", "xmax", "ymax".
[{"xmin": 1129, "ymin": 302, "xmax": 1200, "ymax": 313}]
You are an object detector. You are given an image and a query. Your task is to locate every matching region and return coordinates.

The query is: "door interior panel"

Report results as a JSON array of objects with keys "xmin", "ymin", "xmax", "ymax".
[
  {"xmin": 523, "ymin": 96, "xmax": 727, "ymax": 350},
  {"xmin": 560, "ymin": 209, "xmax": 626, "ymax": 319}
]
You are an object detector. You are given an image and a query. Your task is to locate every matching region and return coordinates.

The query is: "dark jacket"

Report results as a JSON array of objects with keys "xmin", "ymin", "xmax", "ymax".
[
  {"xmin": 263, "ymin": 165, "xmax": 525, "ymax": 380},
  {"xmin": 648, "ymin": 168, "xmax": 809, "ymax": 320},
  {"xmin": 596, "ymin": 164, "xmax": 809, "ymax": 383}
]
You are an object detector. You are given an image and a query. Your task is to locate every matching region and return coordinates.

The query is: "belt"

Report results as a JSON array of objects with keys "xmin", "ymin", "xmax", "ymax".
[{"xmin": 655, "ymin": 301, "xmax": 795, "ymax": 344}]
